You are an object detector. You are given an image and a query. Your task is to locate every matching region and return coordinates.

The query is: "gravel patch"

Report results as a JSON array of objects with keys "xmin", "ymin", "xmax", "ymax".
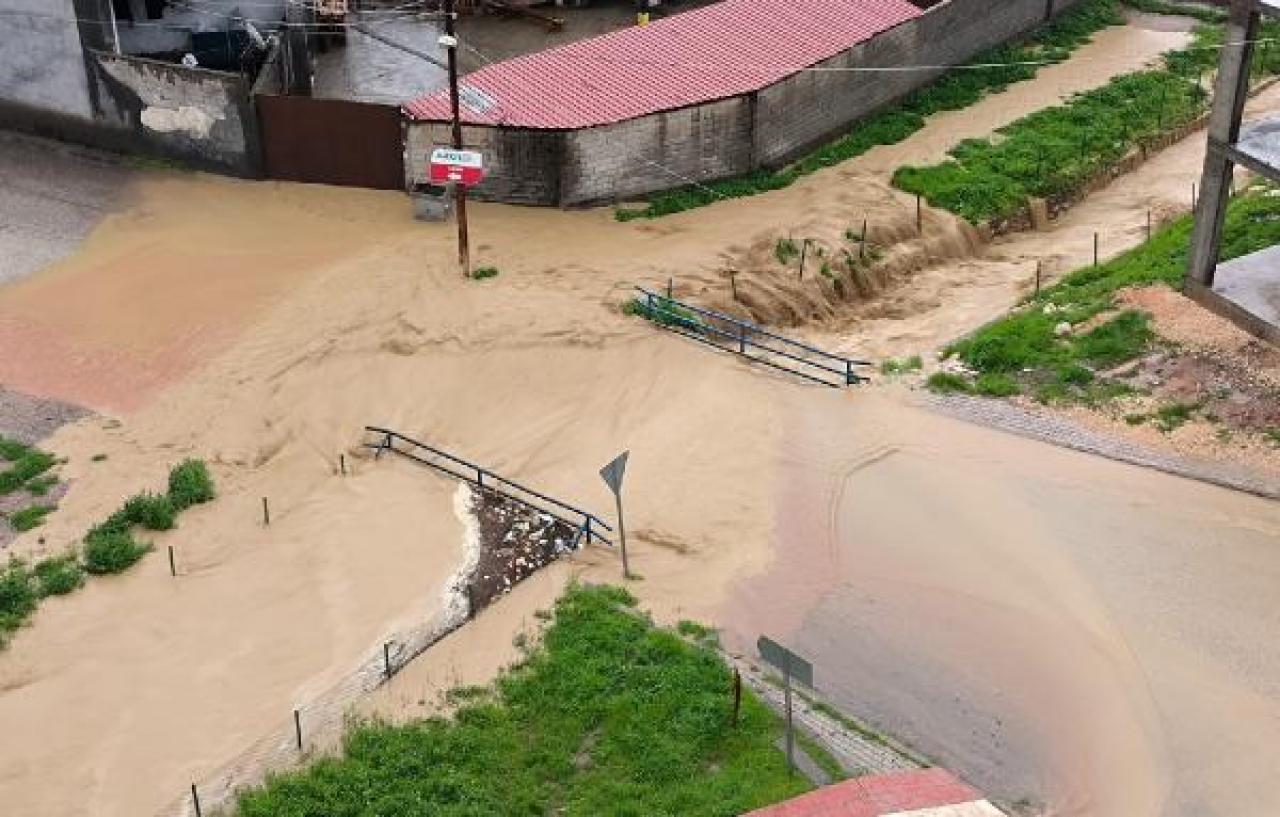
[
  {"xmin": 0, "ymin": 385, "xmax": 89, "ymax": 444},
  {"xmin": 923, "ymin": 392, "xmax": 1280, "ymax": 500},
  {"xmin": 466, "ymin": 487, "xmax": 581, "ymax": 613}
]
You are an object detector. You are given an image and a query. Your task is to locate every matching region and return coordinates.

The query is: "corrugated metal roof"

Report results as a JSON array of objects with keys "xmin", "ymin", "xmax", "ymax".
[{"xmin": 403, "ymin": 0, "xmax": 922, "ymax": 129}]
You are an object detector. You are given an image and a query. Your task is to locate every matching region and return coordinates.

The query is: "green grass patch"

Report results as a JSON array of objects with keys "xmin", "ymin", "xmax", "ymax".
[
  {"xmin": 471, "ymin": 266, "xmax": 500, "ymax": 280},
  {"xmin": 236, "ymin": 584, "xmax": 810, "ymax": 817},
  {"xmin": 796, "ymin": 731, "xmax": 848, "ymax": 782},
  {"xmin": 895, "ymin": 19, "xmax": 1280, "ymax": 224},
  {"xmin": 0, "ymin": 436, "xmax": 31, "ymax": 462},
  {"xmin": 926, "ymin": 372, "xmax": 973, "ymax": 394},
  {"xmin": 974, "ymin": 373, "xmax": 1021, "ymax": 397},
  {"xmin": 8, "ymin": 504, "xmax": 55, "ymax": 532},
  {"xmin": 0, "ymin": 559, "xmax": 39, "ymax": 647},
  {"xmin": 936, "ymin": 186, "xmax": 1280, "ymax": 402},
  {"xmin": 615, "ymin": 0, "xmax": 1124, "ymax": 220},
  {"xmin": 34, "ymin": 553, "xmax": 84, "ymax": 596},
  {"xmin": 0, "ymin": 448, "xmax": 55, "ymax": 495},
  {"xmin": 880, "ymin": 355, "xmax": 923, "ymax": 376}
]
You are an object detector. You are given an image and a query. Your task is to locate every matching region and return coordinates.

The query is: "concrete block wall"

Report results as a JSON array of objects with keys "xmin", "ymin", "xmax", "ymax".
[
  {"xmin": 406, "ymin": 122, "xmax": 563, "ymax": 204},
  {"xmin": 88, "ymin": 51, "xmax": 261, "ymax": 175},
  {"xmin": 560, "ymin": 94, "xmax": 755, "ymax": 205},
  {"xmin": 755, "ymin": 0, "xmax": 1090, "ymax": 168}
]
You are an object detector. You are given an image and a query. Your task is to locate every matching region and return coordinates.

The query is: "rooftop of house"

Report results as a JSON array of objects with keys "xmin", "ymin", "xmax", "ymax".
[{"xmin": 403, "ymin": 0, "xmax": 922, "ymax": 129}]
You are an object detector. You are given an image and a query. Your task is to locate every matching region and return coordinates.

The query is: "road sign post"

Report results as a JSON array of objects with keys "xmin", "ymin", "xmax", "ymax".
[
  {"xmin": 757, "ymin": 636, "xmax": 814, "ymax": 776},
  {"xmin": 599, "ymin": 451, "xmax": 631, "ymax": 579}
]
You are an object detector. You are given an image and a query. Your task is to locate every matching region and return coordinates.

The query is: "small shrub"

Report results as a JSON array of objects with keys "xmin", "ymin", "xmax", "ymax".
[
  {"xmin": 1155, "ymin": 401, "xmax": 1199, "ymax": 433},
  {"xmin": 624, "ymin": 295, "xmax": 704, "ymax": 332},
  {"xmin": 974, "ymin": 373, "xmax": 1021, "ymax": 396},
  {"xmin": 1125, "ymin": 413, "xmax": 1148, "ymax": 425},
  {"xmin": 123, "ymin": 492, "xmax": 177, "ymax": 531},
  {"xmin": 34, "ymin": 554, "xmax": 84, "ymax": 596},
  {"xmin": 91, "ymin": 453, "xmax": 108, "ymax": 462},
  {"xmin": 471, "ymin": 266, "xmax": 499, "ymax": 280},
  {"xmin": 168, "ymin": 459, "xmax": 215, "ymax": 510},
  {"xmin": 775, "ymin": 238, "xmax": 800, "ymax": 265},
  {"xmin": 1056, "ymin": 363, "xmax": 1095, "ymax": 386},
  {"xmin": 8, "ymin": 504, "xmax": 55, "ymax": 532},
  {"xmin": 83, "ymin": 529, "xmax": 151, "ymax": 575},
  {"xmin": 926, "ymin": 372, "xmax": 973, "ymax": 394},
  {"xmin": 0, "ymin": 559, "xmax": 39, "ymax": 644}
]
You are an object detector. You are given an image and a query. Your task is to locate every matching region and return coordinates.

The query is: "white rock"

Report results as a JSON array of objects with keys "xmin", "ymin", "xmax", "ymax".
[{"xmin": 1054, "ymin": 321, "xmax": 1073, "ymax": 337}]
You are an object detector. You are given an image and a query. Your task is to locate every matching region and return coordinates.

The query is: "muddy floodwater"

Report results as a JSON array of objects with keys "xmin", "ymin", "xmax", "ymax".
[{"xmin": 725, "ymin": 389, "xmax": 1280, "ymax": 817}]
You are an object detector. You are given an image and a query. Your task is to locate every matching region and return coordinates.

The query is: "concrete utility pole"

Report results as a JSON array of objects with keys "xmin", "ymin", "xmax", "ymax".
[
  {"xmin": 1187, "ymin": 0, "xmax": 1259, "ymax": 288},
  {"xmin": 441, "ymin": 0, "xmax": 472, "ymax": 278}
]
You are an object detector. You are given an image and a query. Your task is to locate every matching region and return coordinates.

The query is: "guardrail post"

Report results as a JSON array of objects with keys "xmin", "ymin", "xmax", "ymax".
[
  {"xmin": 191, "ymin": 783, "xmax": 202, "ymax": 817},
  {"xmin": 738, "ymin": 323, "xmax": 747, "ymax": 354},
  {"xmin": 476, "ymin": 467, "xmax": 485, "ymax": 488},
  {"xmin": 584, "ymin": 516, "xmax": 592, "ymax": 544},
  {"xmin": 845, "ymin": 360, "xmax": 854, "ymax": 386}
]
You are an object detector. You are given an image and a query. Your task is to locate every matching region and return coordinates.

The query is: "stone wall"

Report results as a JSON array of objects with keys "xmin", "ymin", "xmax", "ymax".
[
  {"xmin": 88, "ymin": 51, "xmax": 261, "ymax": 175},
  {"xmin": 404, "ymin": 0, "xmax": 1094, "ymax": 206}
]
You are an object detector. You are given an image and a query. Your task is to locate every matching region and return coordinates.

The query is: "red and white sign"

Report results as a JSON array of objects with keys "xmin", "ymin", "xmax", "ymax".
[{"xmin": 429, "ymin": 148, "xmax": 485, "ymax": 187}]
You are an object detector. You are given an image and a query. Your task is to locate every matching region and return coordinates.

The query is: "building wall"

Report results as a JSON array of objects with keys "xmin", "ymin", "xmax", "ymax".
[
  {"xmin": 0, "ymin": 0, "xmax": 96, "ymax": 123},
  {"xmin": 405, "ymin": 0, "xmax": 1093, "ymax": 206},
  {"xmin": 754, "ymin": 0, "xmax": 1087, "ymax": 168},
  {"xmin": 88, "ymin": 51, "xmax": 261, "ymax": 175},
  {"xmin": 406, "ymin": 122, "xmax": 563, "ymax": 205},
  {"xmin": 560, "ymin": 95, "xmax": 755, "ymax": 205}
]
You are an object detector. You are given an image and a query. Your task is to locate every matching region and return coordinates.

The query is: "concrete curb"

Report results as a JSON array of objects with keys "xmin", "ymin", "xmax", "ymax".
[{"xmin": 921, "ymin": 392, "xmax": 1280, "ymax": 500}]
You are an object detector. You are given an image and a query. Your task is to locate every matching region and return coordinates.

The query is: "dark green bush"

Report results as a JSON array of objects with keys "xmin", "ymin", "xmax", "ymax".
[
  {"xmin": 0, "ymin": 436, "xmax": 30, "ymax": 462},
  {"xmin": 84, "ymin": 529, "xmax": 151, "ymax": 575},
  {"xmin": 34, "ymin": 554, "xmax": 84, "ymax": 596},
  {"xmin": 975, "ymin": 373, "xmax": 1021, "ymax": 397},
  {"xmin": 0, "ymin": 559, "xmax": 38, "ymax": 644},
  {"xmin": 123, "ymin": 492, "xmax": 177, "ymax": 531},
  {"xmin": 168, "ymin": 459, "xmax": 215, "ymax": 510}
]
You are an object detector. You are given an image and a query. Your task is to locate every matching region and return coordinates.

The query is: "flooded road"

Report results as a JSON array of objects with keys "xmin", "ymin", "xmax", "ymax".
[{"xmin": 724, "ymin": 388, "xmax": 1280, "ymax": 817}]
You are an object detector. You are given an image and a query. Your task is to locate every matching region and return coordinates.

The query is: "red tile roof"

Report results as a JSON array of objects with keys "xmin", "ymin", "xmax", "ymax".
[
  {"xmin": 741, "ymin": 769, "xmax": 987, "ymax": 817},
  {"xmin": 403, "ymin": 0, "xmax": 922, "ymax": 129}
]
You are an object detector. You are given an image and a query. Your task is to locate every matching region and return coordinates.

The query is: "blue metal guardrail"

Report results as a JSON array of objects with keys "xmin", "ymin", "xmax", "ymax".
[
  {"xmin": 633, "ymin": 287, "xmax": 872, "ymax": 388},
  {"xmin": 363, "ymin": 426, "xmax": 614, "ymax": 547}
]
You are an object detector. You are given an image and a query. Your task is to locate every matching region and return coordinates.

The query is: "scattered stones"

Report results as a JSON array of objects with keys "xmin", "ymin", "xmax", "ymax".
[{"xmin": 465, "ymin": 487, "xmax": 581, "ymax": 615}]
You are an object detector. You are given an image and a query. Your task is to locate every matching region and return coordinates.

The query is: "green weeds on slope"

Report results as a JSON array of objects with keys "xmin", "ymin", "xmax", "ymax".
[
  {"xmin": 615, "ymin": 0, "xmax": 1124, "ymax": 221},
  {"xmin": 0, "ymin": 459, "xmax": 215, "ymax": 647},
  {"xmin": 895, "ymin": 19, "xmax": 1280, "ymax": 224},
  {"xmin": 238, "ymin": 584, "xmax": 811, "ymax": 817},
  {"xmin": 930, "ymin": 185, "xmax": 1280, "ymax": 402}
]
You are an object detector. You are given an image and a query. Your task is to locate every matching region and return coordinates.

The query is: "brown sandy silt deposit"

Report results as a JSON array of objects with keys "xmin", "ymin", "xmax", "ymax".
[{"xmin": 1, "ymin": 16, "xmax": 1278, "ymax": 817}]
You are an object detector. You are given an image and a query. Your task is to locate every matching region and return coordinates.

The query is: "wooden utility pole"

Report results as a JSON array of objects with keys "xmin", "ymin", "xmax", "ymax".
[{"xmin": 441, "ymin": 0, "xmax": 471, "ymax": 277}]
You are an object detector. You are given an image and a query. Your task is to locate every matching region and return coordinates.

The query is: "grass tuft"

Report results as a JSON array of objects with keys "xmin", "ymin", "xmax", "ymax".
[
  {"xmin": 8, "ymin": 504, "xmax": 55, "ymax": 532},
  {"xmin": 926, "ymin": 372, "xmax": 973, "ymax": 394},
  {"xmin": 471, "ymin": 266, "xmax": 500, "ymax": 280}
]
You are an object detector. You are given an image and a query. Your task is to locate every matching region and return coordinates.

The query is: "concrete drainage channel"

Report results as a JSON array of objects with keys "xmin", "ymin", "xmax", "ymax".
[{"xmin": 164, "ymin": 431, "xmax": 611, "ymax": 817}]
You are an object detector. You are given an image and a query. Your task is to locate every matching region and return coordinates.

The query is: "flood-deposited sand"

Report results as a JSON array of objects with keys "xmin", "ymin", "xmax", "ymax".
[{"xmin": 0, "ymin": 17, "xmax": 1276, "ymax": 817}]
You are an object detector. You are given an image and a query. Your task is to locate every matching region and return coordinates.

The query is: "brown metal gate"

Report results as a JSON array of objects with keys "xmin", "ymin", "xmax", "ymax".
[{"xmin": 256, "ymin": 95, "xmax": 404, "ymax": 190}]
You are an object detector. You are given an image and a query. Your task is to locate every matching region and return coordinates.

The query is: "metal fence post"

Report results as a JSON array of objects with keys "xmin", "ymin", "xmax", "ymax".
[
  {"xmin": 191, "ymin": 784, "xmax": 202, "ymax": 817},
  {"xmin": 738, "ymin": 323, "xmax": 747, "ymax": 354},
  {"xmin": 383, "ymin": 641, "xmax": 393, "ymax": 679},
  {"xmin": 293, "ymin": 709, "xmax": 302, "ymax": 751}
]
